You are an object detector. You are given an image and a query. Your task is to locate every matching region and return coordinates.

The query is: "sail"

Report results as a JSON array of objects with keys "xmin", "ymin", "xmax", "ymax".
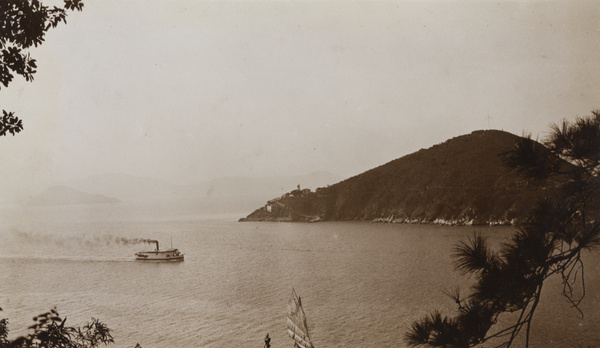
[{"xmin": 286, "ymin": 288, "xmax": 315, "ymax": 348}]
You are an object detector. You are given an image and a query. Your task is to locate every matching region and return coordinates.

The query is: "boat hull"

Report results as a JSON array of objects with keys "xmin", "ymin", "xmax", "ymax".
[
  {"xmin": 135, "ymin": 248, "xmax": 184, "ymax": 262},
  {"xmin": 135, "ymin": 255, "xmax": 184, "ymax": 262}
]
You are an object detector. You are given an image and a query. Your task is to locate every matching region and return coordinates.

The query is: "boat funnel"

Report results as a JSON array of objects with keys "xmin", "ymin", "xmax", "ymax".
[{"xmin": 151, "ymin": 240, "xmax": 159, "ymax": 251}]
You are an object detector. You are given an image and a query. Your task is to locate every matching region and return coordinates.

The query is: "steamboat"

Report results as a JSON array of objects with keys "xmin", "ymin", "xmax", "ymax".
[{"xmin": 135, "ymin": 240, "xmax": 184, "ymax": 262}]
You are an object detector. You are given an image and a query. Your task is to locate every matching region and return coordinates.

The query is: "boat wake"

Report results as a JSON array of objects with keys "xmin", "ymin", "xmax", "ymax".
[{"xmin": 0, "ymin": 254, "xmax": 136, "ymax": 263}]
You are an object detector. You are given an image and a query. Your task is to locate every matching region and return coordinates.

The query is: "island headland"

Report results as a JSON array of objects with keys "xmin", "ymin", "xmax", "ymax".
[{"xmin": 240, "ymin": 130, "xmax": 561, "ymax": 225}]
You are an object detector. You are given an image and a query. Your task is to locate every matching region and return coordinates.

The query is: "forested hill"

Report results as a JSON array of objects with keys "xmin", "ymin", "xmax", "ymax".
[{"xmin": 241, "ymin": 130, "xmax": 552, "ymax": 225}]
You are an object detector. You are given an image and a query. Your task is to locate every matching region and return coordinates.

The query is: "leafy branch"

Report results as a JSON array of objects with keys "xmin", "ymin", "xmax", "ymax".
[
  {"xmin": 0, "ymin": 307, "xmax": 113, "ymax": 348},
  {"xmin": 0, "ymin": 0, "xmax": 84, "ymax": 137}
]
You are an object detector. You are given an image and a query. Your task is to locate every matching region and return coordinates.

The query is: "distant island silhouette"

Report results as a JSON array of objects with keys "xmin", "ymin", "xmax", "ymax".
[{"xmin": 25, "ymin": 185, "xmax": 120, "ymax": 206}]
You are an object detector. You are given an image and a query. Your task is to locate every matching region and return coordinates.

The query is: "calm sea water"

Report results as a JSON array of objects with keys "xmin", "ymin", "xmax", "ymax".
[{"xmin": 0, "ymin": 203, "xmax": 598, "ymax": 348}]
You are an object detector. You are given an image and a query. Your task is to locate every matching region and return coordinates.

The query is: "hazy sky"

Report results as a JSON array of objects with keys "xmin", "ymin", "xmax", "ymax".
[{"xmin": 1, "ymin": 0, "xmax": 599, "ymax": 192}]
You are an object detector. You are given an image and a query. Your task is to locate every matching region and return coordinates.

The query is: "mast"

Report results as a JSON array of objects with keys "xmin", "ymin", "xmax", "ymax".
[{"xmin": 286, "ymin": 288, "xmax": 315, "ymax": 348}]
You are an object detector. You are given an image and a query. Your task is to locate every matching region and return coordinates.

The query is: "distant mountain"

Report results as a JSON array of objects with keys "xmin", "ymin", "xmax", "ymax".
[
  {"xmin": 241, "ymin": 130, "xmax": 559, "ymax": 225},
  {"xmin": 188, "ymin": 171, "xmax": 342, "ymax": 200},
  {"xmin": 66, "ymin": 173, "xmax": 180, "ymax": 202},
  {"xmin": 25, "ymin": 185, "xmax": 120, "ymax": 206},
  {"xmin": 61, "ymin": 171, "xmax": 342, "ymax": 213}
]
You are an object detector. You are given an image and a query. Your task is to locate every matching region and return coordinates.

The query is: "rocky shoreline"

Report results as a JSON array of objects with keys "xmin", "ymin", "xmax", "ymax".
[{"xmin": 370, "ymin": 216, "xmax": 515, "ymax": 226}]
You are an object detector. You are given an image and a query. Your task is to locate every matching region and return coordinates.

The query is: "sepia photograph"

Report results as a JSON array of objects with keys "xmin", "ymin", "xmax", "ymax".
[{"xmin": 0, "ymin": 1, "xmax": 599, "ymax": 347}]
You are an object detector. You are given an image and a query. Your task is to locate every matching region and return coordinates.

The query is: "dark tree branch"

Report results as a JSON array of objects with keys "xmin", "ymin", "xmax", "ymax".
[
  {"xmin": 0, "ymin": 0, "xmax": 84, "ymax": 137},
  {"xmin": 405, "ymin": 110, "xmax": 600, "ymax": 348}
]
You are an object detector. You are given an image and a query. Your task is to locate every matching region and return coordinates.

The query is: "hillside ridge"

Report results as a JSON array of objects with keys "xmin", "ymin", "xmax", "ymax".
[{"xmin": 240, "ymin": 130, "xmax": 552, "ymax": 225}]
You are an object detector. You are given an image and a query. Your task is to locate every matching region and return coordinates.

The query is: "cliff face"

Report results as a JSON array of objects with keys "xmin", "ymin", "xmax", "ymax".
[{"xmin": 241, "ymin": 130, "xmax": 554, "ymax": 225}]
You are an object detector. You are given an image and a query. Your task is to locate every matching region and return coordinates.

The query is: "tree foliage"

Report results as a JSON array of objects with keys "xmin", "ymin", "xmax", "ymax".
[
  {"xmin": 405, "ymin": 110, "xmax": 600, "ymax": 348},
  {"xmin": 0, "ymin": 307, "xmax": 113, "ymax": 348},
  {"xmin": 0, "ymin": 0, "xmax": 84, "ymax": 136}
]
